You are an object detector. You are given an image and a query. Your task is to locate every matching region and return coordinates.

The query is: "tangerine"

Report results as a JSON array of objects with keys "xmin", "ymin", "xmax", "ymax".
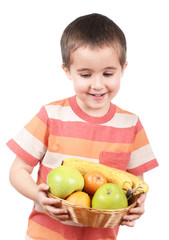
[
  {"xmin": 66, "ymin": 191, "xmax": 91, "ymax": 207},
  {"xmin": 83, "ymin": 171, "xmax": 107, "ymax": 195}
]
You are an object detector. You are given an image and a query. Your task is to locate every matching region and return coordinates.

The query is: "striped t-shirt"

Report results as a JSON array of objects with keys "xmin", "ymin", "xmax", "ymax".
[{"xmin": 7, "ymin": 96, "xmax": 158, "ymax": 240}]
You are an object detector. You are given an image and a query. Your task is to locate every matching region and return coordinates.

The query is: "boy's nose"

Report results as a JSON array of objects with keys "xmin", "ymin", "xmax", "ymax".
[{"xmin": 91, "ymin": 76, "xmax": 104, "ymax": 90}]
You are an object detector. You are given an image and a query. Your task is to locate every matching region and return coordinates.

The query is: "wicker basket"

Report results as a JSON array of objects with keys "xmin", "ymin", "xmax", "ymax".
[{"xmin": 48, "ymin": 193, "xmax": 138, "ymax": 228}]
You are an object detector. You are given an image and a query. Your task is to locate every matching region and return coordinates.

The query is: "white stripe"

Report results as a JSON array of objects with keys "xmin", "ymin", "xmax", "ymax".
[
  {"xmin": 103, "ymin": 113, "xmax": 138, "ymax": 128},
  {"xmin": 45, "ymin": 105, "xmax": 85, "ymax": 122},
  {"xmin": 34, "ymin": 201, "xmax": 45, "ymax": 213},
  {"xmin": 46, "ymin": 104, "xmax": 138, "ymax": 130},
  {"xmin": 42, "ymin": 152, "xmax": 99, "ymax": 169},
  {"xmin": 127, "ymin": 144, "xmax": 155, "ymax": 170},
  {"xmin": 13, "ymin": 128, "xmax": 47, "ymax": 159},
  {"xmin": 46, "ymin": 105, "xmax": 138, "ymax": 128}
]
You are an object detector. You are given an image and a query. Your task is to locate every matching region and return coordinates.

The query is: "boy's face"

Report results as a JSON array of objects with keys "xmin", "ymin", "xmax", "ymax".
[{"xmin": 63, "ymin": 46, "xmax": 127, "ymax": 117}]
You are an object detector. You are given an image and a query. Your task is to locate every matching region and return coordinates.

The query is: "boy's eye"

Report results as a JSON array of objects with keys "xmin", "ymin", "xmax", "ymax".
[
  {"xmin": 103, "ymin": 72, "xmax": 113, "ymax": 77},
  {"xmin": 80, "ymin": 73, "xmax": 91, "ymax": 78}
]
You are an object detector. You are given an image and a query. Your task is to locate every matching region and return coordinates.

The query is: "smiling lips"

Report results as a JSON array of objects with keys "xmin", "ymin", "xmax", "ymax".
[{"xmin": 89, "ymin": 93, "xmax": 106, "ymax": 98}]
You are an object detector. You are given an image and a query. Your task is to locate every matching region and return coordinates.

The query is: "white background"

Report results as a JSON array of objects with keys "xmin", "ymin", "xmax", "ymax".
[{"xmin": 1, "ymin": 0, "xmax": 168, "ymax": 239}]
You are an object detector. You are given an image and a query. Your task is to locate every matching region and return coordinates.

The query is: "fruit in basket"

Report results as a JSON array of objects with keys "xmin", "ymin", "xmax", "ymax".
[
  {"xmin": 62, "ymin": 158, "xmax": 132, "ymax": 191},
  {"xmin": 47, "ymin": 166, "xmax": 84, "ymax": 199},
  {"xmin": 83, "ymin": 171, "xmax": 107, "ymax": 195},
  {"xmin": 92, "ymin": 183, "xmax": 128, "ymax": 210},
  {"xmin": 124, "ymin": 172, "xmax": 149, "ymax": 196},
  {"xmin": 62, "ymin": 158, "xmax": 149, "ymax": 194},
  {"xmin": 66, "ymin": 191, "xmax": 91, "ymax": 207}
]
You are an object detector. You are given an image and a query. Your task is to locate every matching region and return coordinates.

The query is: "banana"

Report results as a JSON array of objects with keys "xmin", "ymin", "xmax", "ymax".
[
  {"xmin": 62, "ymin": 158, "xmax": 149, "ymax": 196},
  {"xmin": 62, "ymin": 158, "xmax": 132, "ymax": 191},
  {"xmin": 123, "ymin": 171, "xmax": 149, "ymax": 195}
]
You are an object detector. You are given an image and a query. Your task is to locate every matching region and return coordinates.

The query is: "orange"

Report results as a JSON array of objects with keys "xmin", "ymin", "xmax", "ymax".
[
  {"xmin": 83, "ymin": 171, "xmax": 107, "ymax": 195},
  {"xmin": 66, "ymin": 191, "xmax": 91, "ymax": 207}
]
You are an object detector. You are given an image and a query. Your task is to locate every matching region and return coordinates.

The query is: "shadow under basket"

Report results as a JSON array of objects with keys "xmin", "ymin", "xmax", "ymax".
[{"xmin": 48, "ymin": 193, "xmax": 138, "ymax": 228}]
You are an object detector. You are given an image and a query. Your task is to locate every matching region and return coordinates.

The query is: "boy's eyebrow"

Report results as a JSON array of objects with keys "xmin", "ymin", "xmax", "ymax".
[
  {"xmin": 103, "ymin": 66, "xmax": 117, "ymax": 70},
  {"xmin": 77, "ymin": 66, "xmax": 117, "ymax": 72},
  {"xmin": 77, "ymin": 68, "xmax": 91, "ymax": 72}
]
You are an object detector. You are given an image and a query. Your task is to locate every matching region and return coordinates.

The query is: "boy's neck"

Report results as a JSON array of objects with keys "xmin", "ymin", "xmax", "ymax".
[
  {"xmin": 69, "ymin": 96, "xmax": 116, "ymax": 124},
  {"xmin": 76, "ymin": 96, "xmax": 111, "ymax": 117}
]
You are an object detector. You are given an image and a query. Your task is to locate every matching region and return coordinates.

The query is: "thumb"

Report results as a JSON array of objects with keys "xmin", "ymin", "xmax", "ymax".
[
  {"xmin": 38, "ymin": 183, "xmax": 49, "ymax": 192},
  {"xmin": 137, "ymin": 193, "xmax": 146, "ymax": 205}
]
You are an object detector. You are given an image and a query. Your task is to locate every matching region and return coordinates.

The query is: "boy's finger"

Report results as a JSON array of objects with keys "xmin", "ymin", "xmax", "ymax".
[
  {"xmin": 129, "ymin": 206, "xmax": 145, "ymax": 215},
  {"xmin": 42, "ymin": 197, "xmax": 61, "ymax": 206},
  {"xmin": 121, "ymin": 220, "xmax": 135, "ymax": 227},
  {"xmin": 137, "ymin": 193, "xmax": 146, "ymax": 204},
  {"xmin": 123, "ymin": 214, "xmax": 140, "ymax": 221},
  {"xmin": 46, "ymin": 205, "xmax": 67, "ymax": 214}
]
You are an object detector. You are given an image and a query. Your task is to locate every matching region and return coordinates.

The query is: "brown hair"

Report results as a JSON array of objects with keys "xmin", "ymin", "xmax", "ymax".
[{"xmin": 60, "ymin": 13, "xmax": 127, "ymax": 69}]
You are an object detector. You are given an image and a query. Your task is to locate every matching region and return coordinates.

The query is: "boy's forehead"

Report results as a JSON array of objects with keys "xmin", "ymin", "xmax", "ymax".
[
  {"xmin": 71, "ymin": 45, "xmax": 118, "ymax": 54},
  {"xmin": 70, "ymin": 45, "xmax": 121, "ymax": 68}
]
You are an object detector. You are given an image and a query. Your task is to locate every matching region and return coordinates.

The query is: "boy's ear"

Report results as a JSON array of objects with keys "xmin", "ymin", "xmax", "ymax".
[
  {"xmin": 121, "ymin": 61, "xmax": 128, "ymax": 77},
  {"xmin": 62, "ymin": 64, "xmax": 72, "ymax": 80}
]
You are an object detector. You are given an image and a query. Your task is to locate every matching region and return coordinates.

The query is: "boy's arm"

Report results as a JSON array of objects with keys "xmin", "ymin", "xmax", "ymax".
[
  {"xmin": 9, "ymin": 156, "xmax": 38, "ymax": 201},
  {"xmin": 121, "ymin": 174, "xmax": 146, "ymax": 227},
  {"xmin": 9, "ymin": 156, "xmax": 69, "ymax": 220}
]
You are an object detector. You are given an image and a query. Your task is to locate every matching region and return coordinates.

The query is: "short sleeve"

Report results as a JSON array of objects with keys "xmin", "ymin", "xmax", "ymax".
[
  {"xmin": 127, "ymin": 118, "xmax": 158, "ymax": 175},
  {"xmin": 6, "ymin": 106, "xmax": 49, "ymax": 167}
]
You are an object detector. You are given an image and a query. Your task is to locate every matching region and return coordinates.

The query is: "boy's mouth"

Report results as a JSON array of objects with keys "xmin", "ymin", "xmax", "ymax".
[{"xmin": 89, "ymin": 93, "xmax": 106, "ymax": 97}]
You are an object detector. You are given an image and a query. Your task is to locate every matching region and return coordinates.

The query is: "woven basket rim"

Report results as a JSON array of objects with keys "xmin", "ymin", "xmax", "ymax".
[{"xmin": 48, "ymin": 192, "xmax": 137, "ymax": 214}]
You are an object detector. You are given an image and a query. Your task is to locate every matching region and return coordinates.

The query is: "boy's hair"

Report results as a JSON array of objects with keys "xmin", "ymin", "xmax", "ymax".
[{"xmin": 60, "ymin": 13, "xmax": 127, "ymax": 69}]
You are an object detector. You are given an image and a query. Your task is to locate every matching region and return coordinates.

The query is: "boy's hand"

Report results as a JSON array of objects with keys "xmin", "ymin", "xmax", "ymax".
[
  {"xmin": 121, "ymin": 193, "xmax": 146, "ymax": 227},
  {"xmin": 37, "ymin": 183, "xmax": 70, "ymax": 221}
]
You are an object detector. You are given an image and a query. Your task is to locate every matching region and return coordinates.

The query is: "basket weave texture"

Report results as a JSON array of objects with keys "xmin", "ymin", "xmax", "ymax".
[{"xmin": 48, "ymin": 193, "xmax": 137, "ymax": 228}]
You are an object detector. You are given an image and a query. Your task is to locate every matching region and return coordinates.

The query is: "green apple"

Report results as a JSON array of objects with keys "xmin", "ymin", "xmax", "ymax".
[
  {"xmin": 92, "ymin": 183, "xmax": 128, "ymax": 210},
  {"xmin": 47, "ymin": 166, "xmax": 84, "ymax": 199}
]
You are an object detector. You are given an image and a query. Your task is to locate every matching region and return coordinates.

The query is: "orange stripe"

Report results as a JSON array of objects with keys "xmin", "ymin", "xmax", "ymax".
[
  {"xmin": 48, "ymin": 136, "xmax": 132, "ymax": 159},
  {"xmin": 25, "ymin": 116, "xmax": 49, "ymax": 146},
  {"xmin": 116, "ymin": 106, "xmax": 134, "ymax": 115},
  {"xmin": 47, "ymin": 98, "xmax": 70, "ymax": 106},
  {"xmin": 132, "ymin": 128, "xmax": 149, "ymax": 151},
  {"xmin": 27, "ymin": 220, "xmax": 66, "ymax": 240}
]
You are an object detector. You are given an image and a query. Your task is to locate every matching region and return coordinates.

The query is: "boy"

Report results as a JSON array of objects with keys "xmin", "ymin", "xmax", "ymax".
[{"xmin": 7, "ymin": 13, "xmax": 158, "ymax": 240}]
